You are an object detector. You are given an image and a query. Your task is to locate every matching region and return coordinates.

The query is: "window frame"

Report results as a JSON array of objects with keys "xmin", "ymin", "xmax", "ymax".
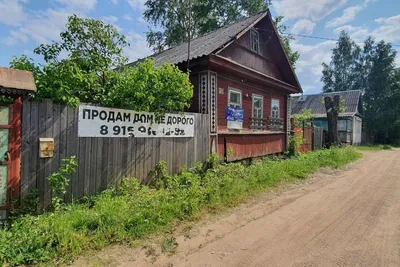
[
  {"xmin": 271, "ymin": 98, "xmax": 280, "ymax": 118},
  {"xmin": 250, "ymin": 29, "xmax": 260, "ymax": 53},
  {"xmin": 252, "ymin": 94, "xmax": 263, "ymax": 118},
  {"xmin": 228, "ymin": 88, "xmax": 242, "ymax": 108}
]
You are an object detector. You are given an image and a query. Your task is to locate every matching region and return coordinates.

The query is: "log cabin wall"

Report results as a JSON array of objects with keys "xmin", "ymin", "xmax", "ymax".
[{"xmin": 215, "ymin": 72, "xmax": 287, "ymax": 133}]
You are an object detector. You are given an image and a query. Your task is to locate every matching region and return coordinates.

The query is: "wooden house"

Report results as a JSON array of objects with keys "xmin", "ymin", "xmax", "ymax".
[
  {"xmin": 128, "ymin": 10, "xmax": 302, "ymax": 161},
  {"xmin": 291, "ymin": 90, "xmax": 363, "ymax": 145}
]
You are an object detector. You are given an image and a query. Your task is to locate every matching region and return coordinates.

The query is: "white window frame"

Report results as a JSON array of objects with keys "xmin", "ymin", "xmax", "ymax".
[
  {"xmin": 228, "ymin": 88, "xmax": 242, "ymax": 107},
  {"xmin": 271, "ymin": 98, "xmax": 280, "ymax": 118},
  {"xmin": 252, "ymin": 94, "xmax": 263, "ymax": 118},
  {"xmin": 250, "ymin": 29, "xmax": 259, "ymax": 53}
]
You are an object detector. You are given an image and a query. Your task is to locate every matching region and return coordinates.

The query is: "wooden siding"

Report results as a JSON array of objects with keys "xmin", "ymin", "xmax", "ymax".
[
  {"xmin": 216, "ymin": 74, "xmax": 287, "ymax": 132},
  {"xmin": 20, "ymin": 99, "xmax": 210, "ymax": 209},
  {"xmin": 218, "ymin": 133, "xmax": 285, "ymax": 161},
  {"xmin": 219, "ymin": 42, "xmax": 282, "ymax": 80}
]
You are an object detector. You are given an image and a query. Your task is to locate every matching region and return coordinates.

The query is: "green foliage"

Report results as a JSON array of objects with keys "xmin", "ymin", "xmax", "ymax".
[
  {"xmin": 321, "ymin": 31, "xmax": 362, "ymax": 93},
  {"xmin": 47, "ymin": 156, "xmax": 78, "ymax": 210},
  {"xmin": 292, "ymin": 108, "xmax": 313, "ymax": 127},
  {"xmin": 9, "ymin": 15, "xmax": 193, "ymax": 114},
  {"xmin": 104, "ymin": 59, "xmax": 193, "ymax": 114},
  {"xmin": 273, "ymin": 16, "xmax": 300, "ymax": 67},
  {"xmin": 321, "ymin": 31, "xmax": 400, "ymax": 143},
  {"xmin": 144, "ymin": 0, "xmax": 270, "ymax": 52},
  {"xmin": 288, "ymin": 131, "xmax": 305, "ymax": 156},
  {"xmin": 144, "ymin": 1, "xmax": 299, "ymax": 67},
  {"xmin": 0, "ymin": 148, "xmax": 361, "ymax": 265},
  {"xmin": 161, "ymin": 236, "xmax": 178, "ymax": 254},
  {"xmin": 356, "ymin": 145, "xmax": 393, "ymax": 151}
]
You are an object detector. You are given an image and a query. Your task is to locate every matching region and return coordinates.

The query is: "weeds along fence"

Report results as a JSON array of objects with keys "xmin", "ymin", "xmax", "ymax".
[{"xmin": 21, "ymin": 99, "xmax": 210, "ymax": 209}]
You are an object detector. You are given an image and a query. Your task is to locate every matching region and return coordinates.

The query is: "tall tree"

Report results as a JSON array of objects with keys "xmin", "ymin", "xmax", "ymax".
[
  {"xmin": 363, "ymin": 40, "xmax": 399, "ymax": 143},
  {"xmin": 143, "ymin": 0, "xmax": 299, "ymax": 66},
  {"xmin": 9, "ymin": 15, "xmax": 193, "ymax": 113},
  {"xmin": 321, "ymin": 31, "xmax": 362, "ymax": 92},
  {"xmin": 321, "ymin": 32, "xmax": 400, "ymax": 143}
]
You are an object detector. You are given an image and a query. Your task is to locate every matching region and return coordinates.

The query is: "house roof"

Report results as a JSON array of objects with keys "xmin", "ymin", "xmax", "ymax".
[
  {"xmin": 291, "ymin": 90, "xmax": 362, "ymax": 118},
  {"xmin": 128, "ymin": 11, "xmax": 267, "ymax": 67},
  {"xmin": 126, "ymin": 10, "xmax": 301, "ymax": 91},
  {"xmin": 0, "ymin": 67, "xmax": 36, "ymax": 95}
]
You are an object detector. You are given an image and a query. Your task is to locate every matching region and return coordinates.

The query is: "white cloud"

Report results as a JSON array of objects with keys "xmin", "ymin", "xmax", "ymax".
[
  {"xmin": 326, "ymin": 5, "xmax": 362, "ymax": 28},
  {"xmin": 291, "ymin": 19, "xmax": 316, "ymax": 35},
  {"xmin": 375, "ymin": 14, "xmax": 400, "ymax": 25},
  {"xmin": 335, "ymin": 14, "xmax": 400, "ymax": 43},
  {"xmin": 101, "ymin": 15, "xmax": 118, "ymax": 24},
  {"xmin": 54, "ymin": 0, "xmax": 97, "ymax": 11},
  {"xmin": 123, "ymin": 14, "xmax": 133, "ymax": 21},
  {"xmin": 272, "ymin": 0, "xmax": 347, "ymax": 21},
  {"xmin": 1, "ymin": 30, "xmax": 29, "ymax": 45},
  {"xmin": 291, "ymin": 40, "xmax": 336, "ymax": 94},
  {"xmin": 333, "ymin": 25, "xmax": 363, "ymax": 34},
  {"xmin": 127, "ymin": 0, "xmax": 146, "ymax": 10},
  {"xmin": 137, "ymin": 16, "xmax": 146, "ymax": 24},
  {"xmin": 124, "ymin": 32, "xmax": 152, "ymax": 61},
  {"xmin": 0, "ymin": 0, "xmax": 25, "ymax": 26},
  {"xmin": 111, "ymin": 0, "xmax": 118, "ymax": 4}
]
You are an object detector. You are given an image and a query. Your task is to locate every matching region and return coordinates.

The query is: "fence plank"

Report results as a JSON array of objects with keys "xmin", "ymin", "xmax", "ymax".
[
  {"xmin": 20, "ymin": 103, "xmax": 210, "ymax": 209},
  {"xmin": 20, "ymin": 100, "xmax": 31, "ymax": 203}
]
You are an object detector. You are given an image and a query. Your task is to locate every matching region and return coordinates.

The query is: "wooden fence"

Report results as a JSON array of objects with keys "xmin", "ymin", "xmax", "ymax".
[
  {"xmin": 20, "ymin": 99, "xmax": 210, "ymax": 209},
  {"xmin": 313, "ymin": 126, "xmax": 324, "ymax": 150}
]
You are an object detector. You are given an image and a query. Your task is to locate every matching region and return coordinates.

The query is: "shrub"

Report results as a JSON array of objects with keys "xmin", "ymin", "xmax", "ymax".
[{"xmin": 0, "ymin": 147, "xmax": 361, "ymax": 266}]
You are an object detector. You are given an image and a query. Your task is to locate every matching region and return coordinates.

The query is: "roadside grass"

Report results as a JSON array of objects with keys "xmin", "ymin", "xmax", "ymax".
[
  {"xmin": 356, "ymin": 144, "xmax": 393, "ymax": 151},
  {"xmin": 0, "ymin": 147, "xmax": 361, "ymax": 266}
]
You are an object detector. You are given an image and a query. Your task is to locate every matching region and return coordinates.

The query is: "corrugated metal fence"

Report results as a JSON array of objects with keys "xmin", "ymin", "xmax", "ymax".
[{"xmin": 20, "ymin": 99, "xmax": 210, "ymax": 209}]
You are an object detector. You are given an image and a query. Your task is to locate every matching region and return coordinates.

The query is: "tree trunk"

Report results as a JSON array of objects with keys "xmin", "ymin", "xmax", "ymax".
[{"xmin": 324, "ymin": 95, "xmax": 340, "ymax": 147}]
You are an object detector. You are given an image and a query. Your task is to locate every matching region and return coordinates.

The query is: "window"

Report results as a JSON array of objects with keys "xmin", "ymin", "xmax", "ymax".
[
  {"xmin": 250, "ymin": 29, "xmax": 259, "ymax": 53},
  {"xmin": 271, "ymin": 99, "xmax": 280, "ymax": 118},
  {"xmin": 252, "ymin": 95, "xmax": 263, "ymax": 118},
  {"xmin": 228, "ymin": 88, "xmax": 242, "ymax": 107}
]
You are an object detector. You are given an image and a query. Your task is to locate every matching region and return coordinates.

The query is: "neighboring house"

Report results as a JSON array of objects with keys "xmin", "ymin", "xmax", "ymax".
[
  {"xmin": 291, "ymin": 90, "xmax": 363, "ymax": 145},
  {"xmin": 128, "ymin": 10, "xmax": 302, "ymax": 161}
]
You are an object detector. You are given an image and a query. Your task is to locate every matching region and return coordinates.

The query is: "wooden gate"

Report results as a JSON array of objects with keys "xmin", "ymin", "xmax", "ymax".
[{"xmin": 0, "ymin": 67, "xmax": 36, "ymax": 219}]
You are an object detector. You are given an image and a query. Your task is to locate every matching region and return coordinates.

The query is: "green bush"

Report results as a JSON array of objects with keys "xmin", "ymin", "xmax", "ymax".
[{"xmin": 0, "ymin": 147, "xmax": 361, "ymax": 266}]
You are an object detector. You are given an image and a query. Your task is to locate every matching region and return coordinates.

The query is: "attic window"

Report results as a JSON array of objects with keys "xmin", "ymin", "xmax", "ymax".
[{"xmin": 250, "ymin": 29, "xmax": 259, "ymax": 53}]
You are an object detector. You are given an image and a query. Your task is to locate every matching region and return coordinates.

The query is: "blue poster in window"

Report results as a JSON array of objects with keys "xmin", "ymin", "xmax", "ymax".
[{"xmin": 226, "ymin": 106, "xmax": 244, "ymax": 122}]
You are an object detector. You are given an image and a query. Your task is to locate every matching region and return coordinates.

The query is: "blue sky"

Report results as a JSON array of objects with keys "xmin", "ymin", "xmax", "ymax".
[{"xmin": 1, "ymin": 0, "xmax": 399, "ymax": 94}]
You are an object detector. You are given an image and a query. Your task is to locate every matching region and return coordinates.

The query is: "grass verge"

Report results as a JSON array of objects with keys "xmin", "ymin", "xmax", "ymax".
[
  {"xmin": 0, "ymin": 147, "xmax": 361, "ymax": 266},
  {"xmin": 356, "ymin": 144, "xmax": 393, "ymax": 151}
]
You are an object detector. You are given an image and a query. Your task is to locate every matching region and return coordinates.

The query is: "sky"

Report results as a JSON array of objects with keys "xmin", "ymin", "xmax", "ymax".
[{"xmin": 1, "ymin": 0, "xmax": 400, "ymax": 94}]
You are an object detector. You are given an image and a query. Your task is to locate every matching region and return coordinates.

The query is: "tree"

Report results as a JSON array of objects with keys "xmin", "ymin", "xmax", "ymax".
[
  {"xmin": 9, "ymin": 15, "xmax": 193, "ymax": 113},
  {"xmin": 143, "ymin": 0, "xmax": 299, "ymax": 67},
  {"xmin": 321, "ymin": 31, "xmax": 400, "ymax": 143},
  {"xmin": 274, "ymin": 16, "xmax": 299, "ymax": 67},
  {"xmin": 324, "ymin": 95, "xmax": 340, "ymax": 146},
  {"xmin": 363, "ymin": 40, "xmax": 400, "ymax": 143},
  {"xmin": 321, "ymin": 31, "xmax": 362, "ymax": 93}
]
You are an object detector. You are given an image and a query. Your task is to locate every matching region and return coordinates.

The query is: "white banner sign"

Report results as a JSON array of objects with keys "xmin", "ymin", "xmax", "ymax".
[{"xmin": 78, "ymin": 104, "xmax": 195, "ymax": 138}]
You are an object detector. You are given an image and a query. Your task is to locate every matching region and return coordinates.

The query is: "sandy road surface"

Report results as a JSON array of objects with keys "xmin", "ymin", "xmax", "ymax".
[{"xmin": 75, "ymin": 149, "xmax": 400, "ymax": 267}]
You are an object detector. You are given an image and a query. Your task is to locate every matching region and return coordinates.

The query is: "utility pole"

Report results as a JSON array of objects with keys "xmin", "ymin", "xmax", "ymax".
[{"xmin": 187, "ymin": 0, "xmax": 191, "ymax": 71}]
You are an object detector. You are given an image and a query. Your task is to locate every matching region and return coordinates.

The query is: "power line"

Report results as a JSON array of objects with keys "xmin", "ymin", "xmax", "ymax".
[{"xmin": 281, "ymin": 32, "xmax": 400, "ymax": 47}]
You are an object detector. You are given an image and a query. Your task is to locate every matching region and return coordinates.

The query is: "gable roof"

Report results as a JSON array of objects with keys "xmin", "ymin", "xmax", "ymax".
[
  {"xmin": 127, "ymin": 10, "xmax": 301, "ymax": 91},
  {"xmin": 291, "ymin": 90, "xmax": 362, "ymax": 118},
  {"xmin": 128, "ymin": 11, "xmax": 266, "ymax": 67}
]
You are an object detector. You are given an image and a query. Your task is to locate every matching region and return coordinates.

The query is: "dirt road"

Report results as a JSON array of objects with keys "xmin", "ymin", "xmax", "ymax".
[{"xmin": 76, "ymin": 149, "xmax": 400, "ymax": 267}]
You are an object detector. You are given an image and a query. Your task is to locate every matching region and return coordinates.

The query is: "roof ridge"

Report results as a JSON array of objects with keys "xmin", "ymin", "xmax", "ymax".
[{"xmin": 294, "ymin": 90, "xmax": 362, "ymax": 97}]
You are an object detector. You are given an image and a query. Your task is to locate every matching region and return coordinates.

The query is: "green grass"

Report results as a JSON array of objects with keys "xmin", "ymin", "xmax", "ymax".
[
  {"xmin": 356, "ymin": 144, "xmax": 393, "ymax": 151},
  {"xmin": 0, "ymin": 147, "xmax": 361, "ymax": 266}
]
